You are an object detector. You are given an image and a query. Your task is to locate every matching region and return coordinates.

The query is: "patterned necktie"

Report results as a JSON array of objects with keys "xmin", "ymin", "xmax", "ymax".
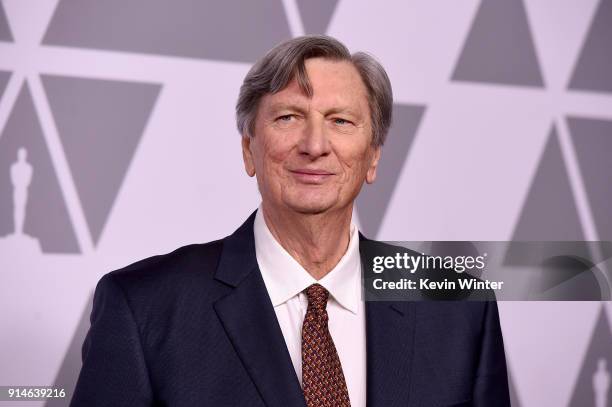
[{"xmin": 301, "ymin": 283, "xmax": 351, "ymax": 407}]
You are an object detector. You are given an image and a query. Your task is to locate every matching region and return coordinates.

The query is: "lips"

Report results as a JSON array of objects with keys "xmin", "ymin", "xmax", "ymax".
[
  {"xmin": 291, "ymin": 169, "xmax": 334, "ymax": 176},
  {"xmin": 289, "ymin": 168, "xmax": 335, "ymax": 184}
]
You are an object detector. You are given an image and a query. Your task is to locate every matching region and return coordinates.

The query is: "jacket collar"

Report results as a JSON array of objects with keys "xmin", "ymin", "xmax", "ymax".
[
  {"xmin": 213, "ymin": 209, "xmax": 416, "ymax": 407},
  {"xmin": 214, "ymin": 210, "xmax": 259, "ymax": 287}
]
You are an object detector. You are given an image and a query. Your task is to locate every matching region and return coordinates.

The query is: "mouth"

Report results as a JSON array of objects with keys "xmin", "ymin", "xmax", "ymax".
[{"xmin": 289, "ymin": 168, "xmax": 335, "ymax": 184}]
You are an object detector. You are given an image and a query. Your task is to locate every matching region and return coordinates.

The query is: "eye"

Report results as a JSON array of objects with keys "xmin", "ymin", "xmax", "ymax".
[
  {"xmin": 333, "ymin": 118, "xmax": 352, "ymax": 125},
  {"xmin": 276, "ymin": 114, "xmax": 295, "ymax": 122}
]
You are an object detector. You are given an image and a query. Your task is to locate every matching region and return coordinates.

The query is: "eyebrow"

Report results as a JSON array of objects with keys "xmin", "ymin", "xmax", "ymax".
[
  {"xmin": 268, "ymin": 102, "xmax": 308, "ymax": 114},
  {"xmin": 267, "ymin": 102, "xmax": 363, "ymax": 119}
]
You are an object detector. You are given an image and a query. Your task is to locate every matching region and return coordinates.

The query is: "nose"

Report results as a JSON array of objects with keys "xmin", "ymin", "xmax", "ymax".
[{"xmin": 298, "ymin": 116, "xmax": 331, "ymax": 159}]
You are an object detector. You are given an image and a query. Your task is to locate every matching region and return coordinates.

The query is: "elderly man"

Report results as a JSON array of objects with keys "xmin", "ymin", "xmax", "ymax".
[{"xmin": 71, "ymin": 35, "xmax": 510, "ymax": 407}]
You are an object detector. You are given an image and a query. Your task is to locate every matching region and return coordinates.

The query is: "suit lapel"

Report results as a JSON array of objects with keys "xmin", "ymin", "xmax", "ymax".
[
  {"xmin": 212, "ymin": 212, "xmax": 416, "ymax": 407},
  {"xmin": 361, "ymin": 235, "xmax": 416, "ymax": 407},
  {"xmin": 213, "ymin": 211, "xmax": 307, "ymax": 407}
]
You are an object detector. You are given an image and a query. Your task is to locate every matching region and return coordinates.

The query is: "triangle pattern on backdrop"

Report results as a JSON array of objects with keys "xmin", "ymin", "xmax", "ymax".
[
  {"xmin": 41, "ymin": 75, "xmax": 161, "ymax": 247},
  {"xmin": 42, "ymin": 0, "xmax": 292, "ymax": 63},
  {"xmin": 567, "ymin": 116, "xmax": 612, "ymax": 241},
  {"xmin": 0, "ymin": 82, "xmax": 80, "ymax": 253},
  {"xmin": 0, "ymin": 2, "xmax": 13, "ymax": 42},
  {"xmin": 568, "ymin": 306, "xmax": 612, "ymax": 407},
  {"xmin": 452, "ymin": 0, "xmax": 544, "ymax": 87},
  {"xmin": 45, "ymin": 294, "xmax": 93, "ymax": 407},
  {"xmin": 296, "ymin": 0, "xmax": 339, "ymax": 34},
  {"xmin": 568, "ymin": 0, "xmax": 612, "ymax": 93},
  {"xmin": 0, "ymin": 70, "xmax": 11, "ymax": 98},
  {"xmin": 509, "ymin": 126, "xmax": 584, "ymax": 241},
  {"xmin": 356, "ymin": 103, "xmax": 426, "ymax": 238}
]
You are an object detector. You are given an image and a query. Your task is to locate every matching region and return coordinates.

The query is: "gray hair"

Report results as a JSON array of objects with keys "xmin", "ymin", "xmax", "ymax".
[{"xmin": 235, "ymin": 35, "xmax": 393, "ymax": 146}]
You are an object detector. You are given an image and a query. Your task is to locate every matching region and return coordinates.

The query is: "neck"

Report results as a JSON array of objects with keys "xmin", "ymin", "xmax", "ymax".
[{"xmin": 261, "ymin": 202, "xmax": 353, "ymax": 280}]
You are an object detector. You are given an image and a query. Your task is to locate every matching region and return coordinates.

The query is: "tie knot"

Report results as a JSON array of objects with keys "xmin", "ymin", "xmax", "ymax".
[{"xmin": 305, "ymin": 283, "xmax": 329, "ymax": 311}]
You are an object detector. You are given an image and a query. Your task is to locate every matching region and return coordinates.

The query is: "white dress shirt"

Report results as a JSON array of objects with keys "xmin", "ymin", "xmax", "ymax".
[{"xmin": 254, "ymin": 207, "xmax": 367, "ymax": 407}]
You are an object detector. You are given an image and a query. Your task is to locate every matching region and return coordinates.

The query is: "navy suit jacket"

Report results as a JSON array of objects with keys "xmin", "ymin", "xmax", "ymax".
[{"xmin": 71, "ymin": 210, "xmax": 510, "ymax": 407}]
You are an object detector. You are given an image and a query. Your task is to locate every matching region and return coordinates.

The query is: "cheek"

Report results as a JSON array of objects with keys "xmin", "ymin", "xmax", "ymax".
[
  {"xmin": 335, "ymin": 143, "xmax": 374, "ymax": 180},
  {"xmin": 255, "ymin": 136, "xmax": 293, "ymax": 176}
]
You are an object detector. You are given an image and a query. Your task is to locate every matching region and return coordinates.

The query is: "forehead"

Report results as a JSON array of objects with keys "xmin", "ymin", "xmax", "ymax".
[{"xmin": 261, "ymin": 58, "xmax": 370, "ymax": 113}]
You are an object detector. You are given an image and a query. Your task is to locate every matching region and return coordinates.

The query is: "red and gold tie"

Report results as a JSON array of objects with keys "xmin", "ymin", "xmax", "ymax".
[{"xmin": 301, "ymin": 284, "xmax": 351, "ymax": 407}]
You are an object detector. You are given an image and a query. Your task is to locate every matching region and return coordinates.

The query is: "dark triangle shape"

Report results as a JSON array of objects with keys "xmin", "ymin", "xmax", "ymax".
[
  {"xmin": 356, "ymin": 104, "xmax": 425, "ymax": 238},
  {"xmin": 0, "ymin": 83, "xmax": 80, "ymax": 253},
  {"xmin": 42, "ymin": 0, "xmax": 291, "ymax": 63},
  {"xmin": 567, "ymin": 116, "xmax": 612, "ymax": 241},
  {"xmin": 296, "ymin": 0, "xmax": 339, "ymax": 34},
  {"xmin": 568, "ymin": 306, "xmax": 612, "ymax": 406},
  {"xmin": 452, "ymin": 0, "xmax": 544, "ymax": 87},
  {"xmin": 41, "ymin": 75, "xmax": 161, "ymax": 246},
  {"xmin": 568, "ymin": 0, "xmax": 612, "ymax": 93},
  {"xmin": 510, "ymin": 126, "xmax": 584, "ymax": 240},
  {"xmin": 45, "ymin": 295, "xmax": 93, "ymax": 406},
  {"xmin": 0, "ymin": 3, "xmax": 13, "ymax": 42},
  {"xmin": 0, "ymin": 71, "xmax": 11, "ymax": 98}
]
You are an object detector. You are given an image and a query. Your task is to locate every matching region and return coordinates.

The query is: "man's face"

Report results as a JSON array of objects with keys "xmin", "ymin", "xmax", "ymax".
[{"xmin": 242, "ymin": 57, "xmax": 381, "ymax": 216}]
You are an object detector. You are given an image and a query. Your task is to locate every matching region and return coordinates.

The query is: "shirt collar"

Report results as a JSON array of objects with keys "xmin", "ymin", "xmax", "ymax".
[{"xmin": 254, "ymin": 205, "xmax": 361, "ymax": 314}]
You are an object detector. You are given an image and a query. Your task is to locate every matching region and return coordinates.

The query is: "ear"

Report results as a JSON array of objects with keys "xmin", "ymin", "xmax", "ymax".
[
  {"xmin": 365, "ymin": 146, "xmax": 381, "ymax": 184},
  {"xmin": 241, "ymin": 136, "xmax": 256, "ymax": 177}
]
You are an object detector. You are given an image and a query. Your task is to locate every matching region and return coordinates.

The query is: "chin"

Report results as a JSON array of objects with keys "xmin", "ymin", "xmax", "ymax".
[
  {"xmin": 284, "ymin": 194, "xmax": 337, "ymax": 215},
  {"xmin": 280, "ymin": 187, "xmax": 343, "ymax": 215},
  {"xmin": 286, "ymin": 200, "xmax": 333, "ymax": 215}
]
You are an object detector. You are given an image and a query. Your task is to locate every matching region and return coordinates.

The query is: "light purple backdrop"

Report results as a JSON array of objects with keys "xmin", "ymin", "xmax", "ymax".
[{"xmin": 0, "ymin": 1, "xmax": 611, "ymax": 406}]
